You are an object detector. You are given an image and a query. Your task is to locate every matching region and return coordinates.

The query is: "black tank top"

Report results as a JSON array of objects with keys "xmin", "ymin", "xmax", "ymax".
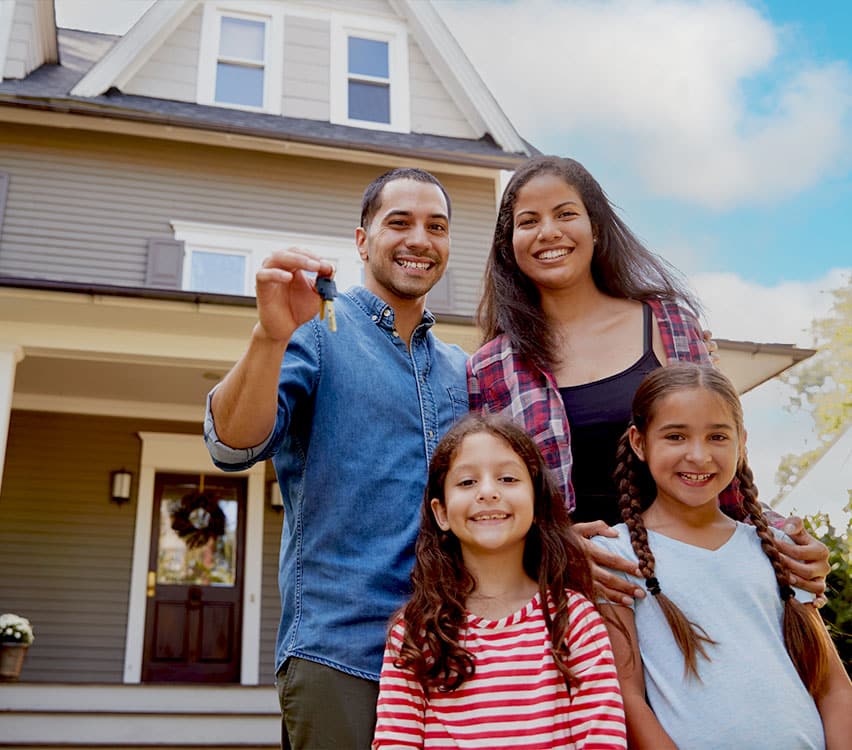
[{"xmin": 559, "ymin": 304, "xmax": 661, "ymax": 526}]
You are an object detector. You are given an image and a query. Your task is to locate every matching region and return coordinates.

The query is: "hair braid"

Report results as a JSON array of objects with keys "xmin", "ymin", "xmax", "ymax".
[
  {"xmin": 737, "ymin": 464, "xmax": 832, "ymax": 696},
  {"xmin": 614, "ymin": 430, "xmax": 716, "ymax": 679}
]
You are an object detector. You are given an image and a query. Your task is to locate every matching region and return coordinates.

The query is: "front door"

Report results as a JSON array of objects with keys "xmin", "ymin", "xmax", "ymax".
[{"xmin": 142, "ymin": 473, "xmax": 246, "ymax": 682}]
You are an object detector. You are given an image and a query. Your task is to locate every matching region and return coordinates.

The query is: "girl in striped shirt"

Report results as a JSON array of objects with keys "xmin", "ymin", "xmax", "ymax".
[{"xmin": 372, "ymin": 414, "xmax": 627, "ymax": 749}]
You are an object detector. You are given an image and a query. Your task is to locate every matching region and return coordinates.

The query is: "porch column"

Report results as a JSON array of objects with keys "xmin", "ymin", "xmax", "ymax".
[{"xmin": 0, "ymin": 343, "xmax": 23, "ymax": 494}]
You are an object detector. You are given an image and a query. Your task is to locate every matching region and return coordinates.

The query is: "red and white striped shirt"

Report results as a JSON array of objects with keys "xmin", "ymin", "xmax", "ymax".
[{"xmin": 372, "ymin": 590, "xmax": 626, "ymax": 749}]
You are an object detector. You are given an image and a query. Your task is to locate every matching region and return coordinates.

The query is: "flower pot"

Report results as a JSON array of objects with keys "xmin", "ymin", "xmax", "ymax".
[{"xmin": 0, "ymin": 643, "xmax": 28, "ymax": 681}]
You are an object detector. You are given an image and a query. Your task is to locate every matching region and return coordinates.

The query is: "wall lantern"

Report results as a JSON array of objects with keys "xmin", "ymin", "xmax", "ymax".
[
  {"xmin": 111, "ymin": 469, "xmax": 133, "ymax": 505},
  {"xmin": 268, "ymin": 480, "xmax": 283, "ymax": 511}
]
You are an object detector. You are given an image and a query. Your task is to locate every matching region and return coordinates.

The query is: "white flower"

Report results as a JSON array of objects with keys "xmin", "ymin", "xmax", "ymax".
[{"xmin": 0, "ymin": 613, "xmax": 34, "ymax": 645}]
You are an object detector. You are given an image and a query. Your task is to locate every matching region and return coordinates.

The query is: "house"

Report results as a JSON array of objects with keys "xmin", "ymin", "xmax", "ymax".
[{"xmin": 0, "ymin": 0, "xmax": 813, "ymax": 746}]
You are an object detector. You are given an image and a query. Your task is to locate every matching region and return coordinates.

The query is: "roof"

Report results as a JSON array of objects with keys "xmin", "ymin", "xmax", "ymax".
[{"xmin": 0, "ymin": 3, "xmax": 535, "ymax": 170}]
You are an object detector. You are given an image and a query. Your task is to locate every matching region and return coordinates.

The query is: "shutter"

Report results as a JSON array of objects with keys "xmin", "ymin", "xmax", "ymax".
[
  {"xmin": 427, "ymin": 270, "xmax": 453, "ymax": 313},
  {"xmin": 0, "ymin": 172, "xmax": 9, "ymax": 236},
  {"xmin": 145, "ymin": 238, "xmax": 185, "ymax": 288}
]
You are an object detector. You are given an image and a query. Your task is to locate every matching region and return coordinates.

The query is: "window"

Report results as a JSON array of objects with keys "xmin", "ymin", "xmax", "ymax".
[
  {"xmin": 198, "ymin": 3, "xmax": 283, "ymax": 114},
  {"xmin": 330, "ymin": 16, "xmax": 410, "ymax": 132},
  {"xmin": 171, "ymin": 221, "xmax": 363, "ymax": 297}
]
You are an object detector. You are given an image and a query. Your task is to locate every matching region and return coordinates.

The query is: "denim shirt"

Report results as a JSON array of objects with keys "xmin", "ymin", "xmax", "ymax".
[{"xmin": 204, "ymin": 286, "xmax": 469, "ymax": 680}]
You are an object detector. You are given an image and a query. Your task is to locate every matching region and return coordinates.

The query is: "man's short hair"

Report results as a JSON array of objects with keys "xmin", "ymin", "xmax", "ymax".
[{"xmin": 359, "ymin": 168, "xmax": 452, "ymax": 229}]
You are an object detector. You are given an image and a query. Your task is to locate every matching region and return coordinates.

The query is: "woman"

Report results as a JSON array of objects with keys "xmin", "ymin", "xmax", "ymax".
[{"xmin": 468, "ymin": 155, "xmax": 829, "ymax": 604}]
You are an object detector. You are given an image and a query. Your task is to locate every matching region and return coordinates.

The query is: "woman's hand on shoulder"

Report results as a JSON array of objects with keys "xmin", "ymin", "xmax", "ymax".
[
  {"xmin": 573, "ymin": 520, "xmax": 647, "ymax": 606},
  {"xmin": 775, "ymin": 515, "xmax": 830, "ymax": 607}
]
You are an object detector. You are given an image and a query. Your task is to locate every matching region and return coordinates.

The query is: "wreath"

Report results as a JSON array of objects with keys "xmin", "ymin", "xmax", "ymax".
[{"xmin": 170, "ymin": 491, "xmax": 226, "ymax": 549}]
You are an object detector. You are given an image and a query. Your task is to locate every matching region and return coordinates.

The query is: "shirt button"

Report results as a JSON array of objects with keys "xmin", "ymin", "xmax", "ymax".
[
  {"xmin": 392, "ymin": 330, "xmax": 399, "ymax": 337},
  {"xmin": 371, "ymin": 314, "xmax": 378, "ymax": 321},
  {"xmin": 382, "ymin": 309, "xmax": 391, "ymax": 317},
  {"xmin": 428, "ymin": 430, "xmax": 434, "ymax": 438}
]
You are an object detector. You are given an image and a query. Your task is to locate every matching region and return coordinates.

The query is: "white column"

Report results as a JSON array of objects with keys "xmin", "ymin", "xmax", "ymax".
[{"xmin": 0, "ymin": 343, "xmax": 24, "ymax": 494}]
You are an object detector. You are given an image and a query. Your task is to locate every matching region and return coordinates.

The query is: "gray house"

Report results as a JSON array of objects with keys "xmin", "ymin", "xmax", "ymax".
[{"xmin": 0, "ymin": 1, "xmax": 812, "ymax": 746}]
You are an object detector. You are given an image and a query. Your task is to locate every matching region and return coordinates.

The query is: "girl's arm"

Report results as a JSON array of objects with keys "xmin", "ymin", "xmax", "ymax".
[
  {"xmin": 598, "ymin": 603, "xmax": 678, "ymax": 750},
  {"xmin": 562, "ymin": 594, "xmax": 627, "ymax": 749},
  {"xmin": 372, "ymin": 622, "xmax": 426, "ymax": 749},
  {"xmin": 812, "ymin": 615, "xmax": 852, "ymax": 749}
]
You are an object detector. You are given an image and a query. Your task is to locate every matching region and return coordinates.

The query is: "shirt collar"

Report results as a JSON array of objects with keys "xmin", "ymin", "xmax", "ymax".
[{"xmin": 346, "ymin": 286, "xmax": 436, "ymax": 333}]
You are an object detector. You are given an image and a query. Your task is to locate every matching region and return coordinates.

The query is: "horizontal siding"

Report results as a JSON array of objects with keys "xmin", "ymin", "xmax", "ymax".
[
  {"xmin": 282, "ymin": 15, "xmax": 330, "ymax": 120},
  {"xmin": 0, "ymin": 411, "xmax": 199, "ymax": 683},
  {"xmin": 124, "ymin": 4, "xmax": 202, "ymax": 102},
  {"xmin": 4, "ymin": 0, "xmax": 35, "ymax": 79},
  {"xmin": 409, "ymin": 36, "xmax": 478, "ymax": 140},
  {"xmin": 261, "ymin": 474, "xmax": 283, "ymax": 686},
  {"xmin": 0, "ymin": 124, "xmax": 497, "ymax": 316}
]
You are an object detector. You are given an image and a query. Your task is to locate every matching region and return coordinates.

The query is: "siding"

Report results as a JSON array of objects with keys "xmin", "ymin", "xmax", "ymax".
[
  {"xmin": 0, "ymin": 124, "xmax": 497, "ymax": 317},
  {"xmin": 261, "ymin": 469, "xmax": 283, "ymax": 687},
  {"xmin": 123, "ymin": 4, "xmax": 203, "ymax": 102},
  {"xmin": 282, "ymin": 14, "xmax": 330, "ymax": 121},
  {"xmin": 0, "ymin": 411, "xmax": 197, "ymax": 682},
  {"xmin": 3, "ymin": 0, "xmax": 56, "ymax": 80}
]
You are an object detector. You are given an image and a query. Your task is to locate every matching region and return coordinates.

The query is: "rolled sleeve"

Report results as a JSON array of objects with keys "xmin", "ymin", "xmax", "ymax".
[{"xmin": 203, "ymin": 387, "xmax": 274, "ymax": 470}]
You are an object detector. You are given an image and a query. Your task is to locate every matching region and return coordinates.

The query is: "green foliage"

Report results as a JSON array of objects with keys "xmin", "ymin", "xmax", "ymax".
[
  {"xmin": 776, "ymin": 277, "xmax": 851, "ymax": 499},
  {"xmin": 804, "ymin": 511, "xmax": 852, "ymax": 675}
]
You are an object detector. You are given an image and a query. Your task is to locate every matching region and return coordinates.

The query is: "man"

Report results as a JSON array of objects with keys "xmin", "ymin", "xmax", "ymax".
[{"xmin": 204, "ymin": 168, "xmax": 468, "ymax": 749}]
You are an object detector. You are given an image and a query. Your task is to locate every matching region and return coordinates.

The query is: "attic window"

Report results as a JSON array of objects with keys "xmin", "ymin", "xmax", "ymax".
[
  {"xmin": 330, "ymin": 16, "xmax": 410, "ymax": 132},
  {"xmin": 198, "ymin": 5, "xmax": 283, "ymax": 114}
]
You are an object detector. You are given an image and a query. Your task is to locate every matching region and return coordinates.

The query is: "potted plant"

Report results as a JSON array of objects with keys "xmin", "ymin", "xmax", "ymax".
[{"xmin": 0, "ymin": 613, "xmax": 34, "ymax": 681}]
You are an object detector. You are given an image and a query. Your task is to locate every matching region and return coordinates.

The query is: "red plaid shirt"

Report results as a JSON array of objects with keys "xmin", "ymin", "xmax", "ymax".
[{"xmin": 468, "ymin": 299, "xmax": 745, "ymax": 518}]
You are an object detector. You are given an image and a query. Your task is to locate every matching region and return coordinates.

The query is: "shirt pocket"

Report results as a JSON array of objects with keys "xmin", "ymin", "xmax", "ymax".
[{"xmin": 447, "ymin": 386, "xmax": 470, "ymax": 420}]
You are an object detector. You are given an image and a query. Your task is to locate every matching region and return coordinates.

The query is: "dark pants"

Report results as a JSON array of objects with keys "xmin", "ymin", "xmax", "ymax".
[{"xmin": 276, "ymin": 657, "xmax": 380, "ymax": 750}]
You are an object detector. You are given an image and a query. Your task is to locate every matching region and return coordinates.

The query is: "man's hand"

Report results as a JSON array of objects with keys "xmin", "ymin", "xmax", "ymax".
[
  {"xmin": 254, "ymin": 248, "xmax": 336, "ymax": 344},
  {"xmin": 573, "ymin": 520, "xmax": 646, "ymax": 605},
  {"xmin": 776, "ymin": 515, "xmax": 830, "ymax": 607}
]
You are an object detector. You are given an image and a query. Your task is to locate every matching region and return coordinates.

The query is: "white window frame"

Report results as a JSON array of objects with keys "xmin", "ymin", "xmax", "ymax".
[
  {"xmin": 171, "ymin": 220, "xmax": 363, "ymax": 296},
  {"xmin": 197, "ymin": 0, "xmax": 284, "ymax": 114},
  {"xmin": 329, "ymin": 13, "xmax": 410, "ymax": 133}
]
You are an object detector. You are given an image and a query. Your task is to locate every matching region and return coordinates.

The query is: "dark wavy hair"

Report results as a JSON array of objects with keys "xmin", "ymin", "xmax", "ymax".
[
  {"xmin": 393, "ymin": 413, "xmax": 594, "ymax": 692},
  {"xmin": 477, "ymin": 155, "xmax": 700, "ymax": 371},
  {"xmin": 613, "ymin": 363, "xmax": 833, "ymax": 694},
  {"xmin": 360, "ymin": 167, "xmax": 451, "ymax": 229}
]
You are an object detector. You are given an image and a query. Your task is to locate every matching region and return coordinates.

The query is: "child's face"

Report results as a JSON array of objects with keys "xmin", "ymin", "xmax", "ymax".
[
  {"xmin": 431, "ymin": 431, "xmax": 535, "ymax": 562},
  {"xmin": 629, "ymin": 387, "xmax": 745, "ymax": 512}
]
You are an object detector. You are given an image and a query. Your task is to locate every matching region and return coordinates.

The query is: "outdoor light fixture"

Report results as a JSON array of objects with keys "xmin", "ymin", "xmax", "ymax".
[
  {"xmin": 268, "ymin": 480, "xmax": 283, "ymax": 511},
  {"xmin": 111, "ymin": 469, "xmax": 133, "ymax": 505}
]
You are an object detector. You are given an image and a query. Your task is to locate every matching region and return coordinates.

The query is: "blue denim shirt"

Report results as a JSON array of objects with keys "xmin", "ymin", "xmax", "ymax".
[{"xmin": 204, "ymin": 286, "xmax": 468, "ymax": 680}]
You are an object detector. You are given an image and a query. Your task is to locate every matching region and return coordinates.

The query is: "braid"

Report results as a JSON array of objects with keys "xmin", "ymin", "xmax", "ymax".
[
  {"xmin": 738, "ymin": 464, "xmax": 832, "ymax": 696},
  {"xmin": 614, "ymin": 430, "xmax": 716, "ymax": 679}
]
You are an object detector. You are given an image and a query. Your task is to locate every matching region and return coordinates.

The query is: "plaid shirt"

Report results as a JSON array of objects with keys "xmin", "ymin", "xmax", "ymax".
[{"xmin": 468, "ymin": 298, "xmax": 745, "ymax": 517}]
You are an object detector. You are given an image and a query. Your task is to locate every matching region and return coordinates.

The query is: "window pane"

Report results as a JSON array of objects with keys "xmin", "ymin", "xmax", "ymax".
[
  {"xmin": 220, "ymin": 16, "xmax": 265, "ymax": 61},
  {"xmin": 348, "ymin": 80, "xmax": 390, "ymax": 123},
  {"xmin": 215, "ymin": 62, "xmax": 264, "ymax": 107},
  {"xmin": 157, "ymin": 484, "xmax": 239, "ymax": 587},
  {"xmin": 190, "ymin": 251, "xmax": 246, "ymax": 295},
  {"xmin": 348, "ymin": 36, "xmax": 388, "ymax": 78}
]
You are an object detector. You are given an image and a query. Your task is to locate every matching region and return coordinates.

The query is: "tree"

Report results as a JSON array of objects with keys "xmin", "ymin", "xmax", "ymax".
[{"xmin": 774, "ymin": 276, "xmax": 851, "ymax": 500}]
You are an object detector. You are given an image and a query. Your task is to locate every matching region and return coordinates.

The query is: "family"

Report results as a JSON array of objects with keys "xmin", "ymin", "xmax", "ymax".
[{"xmin": 204, "ymin": 158, "xmax": 851, "ymax": 749}]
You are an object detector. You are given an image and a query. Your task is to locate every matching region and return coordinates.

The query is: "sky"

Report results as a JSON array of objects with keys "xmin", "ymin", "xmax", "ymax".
[{"xmin": 53, "ymin": 0, "xmax": 851, "ymax": 524}]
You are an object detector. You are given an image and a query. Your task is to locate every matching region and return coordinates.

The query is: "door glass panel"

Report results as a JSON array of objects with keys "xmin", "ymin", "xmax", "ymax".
[{"xmin": 156, "ymin": 482, "xmax": 239, "ymax": 587}]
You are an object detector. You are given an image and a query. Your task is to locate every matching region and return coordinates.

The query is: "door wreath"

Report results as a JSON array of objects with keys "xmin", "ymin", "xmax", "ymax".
[{"xmin": 170, "ymin": 490, "xmax": 226, "ymax": 549}]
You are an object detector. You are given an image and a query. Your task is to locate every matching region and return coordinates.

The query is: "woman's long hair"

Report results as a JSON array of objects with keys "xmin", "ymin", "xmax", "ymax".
[
  {"xmin": 394, "ymin": 413, "xmax": 593, "ymax": 691},
  {"xmin": 477, "ymin": 155, "xmax": 700, "ymax": 372},
  {"xmin": 613, "ymin": 363, "xmax": 833, "ymax": 694}
]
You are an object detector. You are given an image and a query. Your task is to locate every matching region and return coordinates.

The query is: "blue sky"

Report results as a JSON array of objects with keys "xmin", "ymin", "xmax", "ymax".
[{"xmin": 54, "ymin": 0, "xmax": 851, "ymax": 519}]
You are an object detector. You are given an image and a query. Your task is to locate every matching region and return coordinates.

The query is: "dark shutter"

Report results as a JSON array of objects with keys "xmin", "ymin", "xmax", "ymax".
[
  {"xmin": 145, "ymin": 238, "xmax": 185, "ymax": 288},
  {"xmin": 0, "ymin": 172, "xmax": 9, "ymax": 236}
]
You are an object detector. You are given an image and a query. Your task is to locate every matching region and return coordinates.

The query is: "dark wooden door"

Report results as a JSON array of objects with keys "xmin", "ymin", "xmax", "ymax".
[{"xmin": 142, "ymin": 473, "xmax": 246, "ymax": 683}]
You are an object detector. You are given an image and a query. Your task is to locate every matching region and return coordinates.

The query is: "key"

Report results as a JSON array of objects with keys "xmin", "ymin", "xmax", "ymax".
[{"xmin": 316, "ymin": 276, "xmax": 337, "ymax": 332}]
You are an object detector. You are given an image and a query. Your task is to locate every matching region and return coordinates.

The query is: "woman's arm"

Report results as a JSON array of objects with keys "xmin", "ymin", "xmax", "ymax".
[
  {"xmin": 372, "ymin": 622, "xmax": 426, "ymax": 749},
  {"xmin": 599, "ymin": 603, "xmax": 678, "ymax": 750},
  {"xmin": 575, "ymin": 521, "xmax": 647, "ymax": 605},
  {"xmin": 812, "ymin": 611, "xmax": 852, "ymax": 749}
]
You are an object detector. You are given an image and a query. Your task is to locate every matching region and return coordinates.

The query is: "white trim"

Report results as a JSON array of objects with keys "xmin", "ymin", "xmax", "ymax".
[
  {"xmin": 0, "ymin": 342, "xmax": 23, "ymax": 494},
  {"xmin": 329, "ymin": 12, "xmax": 410, "ymax": 133},
  {"xmin": 197, "ymin": 0, "xmax": 283, "ymax": 114},
  {"xmin": 0, "ymin": 0, "xmax": 17, "ymax": 82},
  {"xmin": 12, "ymin": 392, "xmax": 204, "ymax": 422},
  {"xmin": 71, "ymin": 0, "xmax": 198, "ymax": 97},
  {"xmin": 124, "ymin": 432, "xmax": 265, "ymax": 685},
  {"xmin": 171, "ymin": 219, "xmax": 363, "ymax": 294},
  {"xmin": 390, "ymin": 0, "xmax": 528, "ymax": 155}
]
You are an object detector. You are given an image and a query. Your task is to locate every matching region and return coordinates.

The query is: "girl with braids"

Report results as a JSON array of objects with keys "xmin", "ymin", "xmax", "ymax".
[
  {"xmin": 372, "ymin": 414, "xmax": 627, "ymax": 749},
  {"xmin": 468, "ymin": 154, "xmax": 830, "ymax": 607},
  {"xmin": 593, "ymin": 363, "xmax": 851, "ymax": 749}
]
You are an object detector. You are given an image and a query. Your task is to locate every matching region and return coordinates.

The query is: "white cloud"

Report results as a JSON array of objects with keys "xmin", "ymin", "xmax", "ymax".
[
  {"xmin": 690, "ymin": 267, "xmax": 850, "ymax": 345},
  {"xmin": 436, "ymin": 0, "xmax": 852, "ymax": 209}
]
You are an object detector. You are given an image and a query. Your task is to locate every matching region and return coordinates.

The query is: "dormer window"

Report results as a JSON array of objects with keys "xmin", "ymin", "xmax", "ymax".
[
  {"xmin": 330, "ymin": 16, "xmax": 410, "ymax": 132},
  {"xmin": 198, "ymin": 3, "xmax": 283, "ymax": 114}
]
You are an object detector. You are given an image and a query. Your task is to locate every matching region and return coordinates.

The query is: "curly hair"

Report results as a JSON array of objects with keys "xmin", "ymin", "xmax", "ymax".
[
  {"xmin": 613, "ymin": 363, "xmax": 833, "ymax": 694},
  {"xmin": 394, "ymin": 413, "xmax": 594, "ymax": 692},
  {"xmin": 477, "ymin": 155, "xmax": 701, "ymax": 372}
]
